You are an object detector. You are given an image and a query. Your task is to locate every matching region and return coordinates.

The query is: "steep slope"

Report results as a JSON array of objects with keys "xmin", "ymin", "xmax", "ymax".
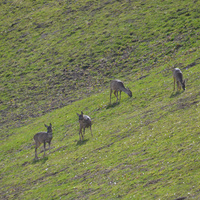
[
  {"xmin": 1, "ymin": 64, "xmax": 200, "ymax": 199},
  {"xmin": 1, "ymin": 0, "xmax": 199, "ymax": 131}
]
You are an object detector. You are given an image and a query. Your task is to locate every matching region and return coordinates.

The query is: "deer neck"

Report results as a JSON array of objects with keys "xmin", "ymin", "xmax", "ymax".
[
  {"xmin": 121, "ymin": 86, "xmax": 129, "ymax": 94},
  {"xmin": 47, "ymin": 131, "xmax": 53, "ymax": 138}
]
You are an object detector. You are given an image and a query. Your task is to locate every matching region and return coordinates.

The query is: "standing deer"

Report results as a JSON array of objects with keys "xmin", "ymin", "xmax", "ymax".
[
  {"xmin": 77, "ymin": 111, "xmax": 92, "ymax": 141},
  {"xmin": 110, "ymin": 79, "xmax": 132, "ymax": 104},
  {"xmin": 33, "ymin": 123, "xmax": 53, "ymax": 159},
  {"xmin": 173, "ymin": 68, "xmax": 186, "ymax": 91}
]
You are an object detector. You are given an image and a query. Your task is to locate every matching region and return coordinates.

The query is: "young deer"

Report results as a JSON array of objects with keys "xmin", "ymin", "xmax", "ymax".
[
  {"xmin": 110, "ymin": 79, "xmax": 132, "ymax": 104},
  {"xmin": 173, "ymin": 68, "xmax": 186, "ymax": 91},
  {"xmin": 33, "ymin": 123, "xmax": 53, "ymax": 159},
  {"xmin": 77, "ymin": 111, "xmax": 92, "ymax": 141}
]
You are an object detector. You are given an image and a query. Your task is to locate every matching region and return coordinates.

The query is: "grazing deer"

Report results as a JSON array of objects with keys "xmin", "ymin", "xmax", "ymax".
[
  {"xmin": 110, "ymin": 79, "xmax": 132, "ymax": 104},
  {"xmin": 33, "ymin": 123, "xmax": 53, "ymax": 159},
  {"xmin": 173, "ymin": 68, "xmax": 186, "ymax": 91},
  {"xmin": 77, "ymin": 111, "xmax": 92, "ymax": 141}
]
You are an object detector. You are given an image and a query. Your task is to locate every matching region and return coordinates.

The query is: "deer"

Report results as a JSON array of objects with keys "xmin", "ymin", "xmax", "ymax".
[
  {"xmin": 77, "ymin": 111, "xmax": 92, "ymax": 141},
  {"xmin": 33, "ymin": 123, "xmax": 53, "ymax": 160},
  {"xmin": 110, "ymin": 79, "xmax": 132, "ymax": 104},
  {"xmin": 173, "ymin": 68, "xmax": 186, "ymax": 91}
]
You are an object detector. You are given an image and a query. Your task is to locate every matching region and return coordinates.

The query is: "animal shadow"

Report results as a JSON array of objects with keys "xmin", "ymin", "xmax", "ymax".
[
  {"xmin": 32, "ymin": 156, "xmax": 48, "ymax": 164},
  {"xmin": 76, "ymin": 139, "xmax": 89, "ymax": 146},
  {"xmin": 106, "ymin": 102, "xmax": 120, "ymax": 109},
  {"xmin": 170, "ymin": 91, "xmax": 184, "ymax": 98}
]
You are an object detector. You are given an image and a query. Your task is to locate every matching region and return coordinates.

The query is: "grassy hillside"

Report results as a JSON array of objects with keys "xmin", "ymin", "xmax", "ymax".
[
  {"xmin": 1, "ymin": 0, "xmax": 199, "ymax": 130},
  {"xmin": 1, "ymin": 0, "xmax": 200, "ymax": 199}
]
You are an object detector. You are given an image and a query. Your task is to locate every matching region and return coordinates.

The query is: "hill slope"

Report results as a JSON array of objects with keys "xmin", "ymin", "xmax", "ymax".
[
  {"xmin": 1, "ymin": 0, "xmax": 200, "ymax": 130},
  {"xmin": 0, "ymin": 0, "xmax": 200, "ymax": 199}
]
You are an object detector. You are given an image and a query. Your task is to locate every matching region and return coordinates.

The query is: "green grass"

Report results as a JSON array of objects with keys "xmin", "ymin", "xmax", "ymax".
[
  {"xmin": 1, "ymin": 65, "xmax": 200, "ymax": 199},
  {"xmin": 1, "ymin": 0, "xmax": 200, "ymax": 130},
  {"xmin": 1, "ymin": 0, "xmax": 200, "ymax": 199}
]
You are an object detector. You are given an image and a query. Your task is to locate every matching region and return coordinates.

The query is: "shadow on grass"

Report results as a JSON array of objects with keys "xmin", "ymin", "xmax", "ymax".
[
  {"xmin": 106, "ymin": 102, "xmax": 120, "ymax": 109},
  {"xmin": 76, "ymin": 139, "xmax": 89, "ymax": 146},
  {"xmin": 170, "ymin": 90, "xmax": 184, "ymax": 98},
  {"xmin": 32, "ymin": 156, "xmax": 48, "ymax": 164}
]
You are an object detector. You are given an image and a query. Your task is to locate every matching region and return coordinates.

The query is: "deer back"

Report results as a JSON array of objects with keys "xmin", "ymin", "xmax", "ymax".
[
  {"xmin": 77, "ymin": 112, "xmax": 91, "ymax": 128},
  {"xmin": 82, "ymin": 115, "xmax": 92, "ymax": 128},
  {"xmin": 35, "ymin": 132, "xmax": 52, "ymax": 142},
  {"xmin": 110, "ymin": 79, "xmax": 125, "ymax": 91},
  {"xmin": 173, "ymin": 68, "xmax": 183, "ymax": 81},
  {"xmin": 34, "ymin": 123, "xmax": 53, "ymax": 144},
  {"xmin": 173, "ymin": 68, "xmax": 185, "ymax": 90}
]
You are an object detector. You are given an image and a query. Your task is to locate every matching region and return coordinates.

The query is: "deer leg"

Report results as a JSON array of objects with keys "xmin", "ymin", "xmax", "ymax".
[
  {"xmin": 79, "ymin": 132, "xmax": 81, "ymax": 141},
  {"xmin": 179, "ymin": 82, "xmax": 181, "ymax": 90},
  {"xmin": 116, "ymin": 91, "xmax": 119, "ymax": 102},
  {"xmin": 177, "ymin": 81, "xmax": 180, "ymax": 91},
  {"xmin": 80, "ymin": 127, "xmax": 84, "ymax": 141},
  {"xmin": 35, "ymin": 141, "xmax": 40, "ymax": 159},
  {"xmin": 43, "ymin": 142, "xmax": 46, "ymax": 157},
  {"xmin": 173, "ymin": 77, "xmax": 175, "ymax": 91},
  {"xmin": 82, "ymin": 128, "xmax": 85, "ymax": 141},
  {"xmin": 49, "ymin": 142, "xmax": 51, "ymax": 154},
  {"xmin": 114, "ymin": 91, "xmax": 117, "ymax": 102},
  {"xmin": 110, "ymin": 89, "xmax": 112, "ymax": 104},
  {"xmin": 79, "ymin": 128, "xmax": 82, "ymax": 141},
  {"xmin": 35, "ymin": 147, "xmax": 38, "ymax": 159}
]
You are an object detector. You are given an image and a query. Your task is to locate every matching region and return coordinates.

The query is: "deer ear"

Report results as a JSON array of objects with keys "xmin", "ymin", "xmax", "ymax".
[
  {"xmin": 81, "ymin": 111, "xmax": 83, "ymax": 115},
  {"xmin": 44, "ymin": 124, "xmax": 48, "ymax": 128},
  {"xmin": 50, "ymin": 123, "xmax": 52, "ymax": 127},
  {"xmin": 77, "ymin": 113, "xmax": 80, "ymax": 116}
]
